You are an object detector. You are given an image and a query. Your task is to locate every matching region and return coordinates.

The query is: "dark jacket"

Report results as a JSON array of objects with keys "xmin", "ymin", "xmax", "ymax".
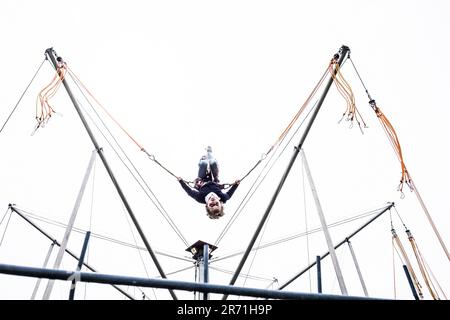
[{"xmin": 179, "ymin": 180, "xmax": 239, "ymax": 204}]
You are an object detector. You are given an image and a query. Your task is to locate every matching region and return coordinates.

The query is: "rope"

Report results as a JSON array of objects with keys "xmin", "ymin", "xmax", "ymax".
[
  {"xmin": 69, "ymin": 61, "xmax": 328, "ymax": 187},
  {"xmin": 214, "ymin": 104, "xmax": 313, "ymax": 246},
  {"xmin": 66, "ymin": 70, "xmax": 189, "ymax": 247},
  {"xmin": 406, "ymin": 229, "xmax": 440, "ymax": 299},
  {"xmin": 391, "ymin": 226, "xmax": 424, "ymax": 298},
  {"xmin": 0, "ymin": 57, "xmax": 47, "ymax": 134},
  {"xmin": 348, "ymin": 56, "xmax": 411, "ymax": 194},
  {"xmin": 348, "ymin": 56, "xmax": 450, "ymax": 262},
  {"xmin": 215, "ymin": 56, "xmax": 357, "ymax": 246},
  {"xmin": 423, "ymin": 258, "xmax": 448, "ymax": 299},
  {"xmin": 214, "ymin": 66, "xmax": 328, "ymax": 246},
  {"xmin": 329, "ymin": 61, "xmax": 367, "ymax": 133},
  {"xmin": 237, "ymin": 64, "xmax": 331, "ymax": 183},
  {"xmin": 67, "ymin": 67, "xmax": 183, "ymax": 183},
  {"xmin": 33, "ymin": 59, "xmax": 67, "ymax": 134}
]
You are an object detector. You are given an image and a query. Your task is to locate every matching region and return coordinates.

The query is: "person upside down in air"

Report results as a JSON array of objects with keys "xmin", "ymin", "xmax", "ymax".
[{"xmin": 177, "ymin": 146, "xmax": 240, "ymax": 219}]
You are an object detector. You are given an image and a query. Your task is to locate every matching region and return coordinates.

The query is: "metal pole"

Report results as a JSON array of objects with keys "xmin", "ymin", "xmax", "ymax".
[
  {"xmin": 346, "ymin": 239, "xmax": 369, "ymax": 297},
  {"xmin": 278, "ymin": 202, "xmax": 394, "ymax": 290},
  {"xmin": 411, "ymin": 181, "xmax": 450, "ymax": 261},
  {"xmin": 202, "ymin": 244, "xmax": 209, "ymax": 300},
  {"xmin": 69, "ymin": 231, "xmax": 91, "ymax": 300},
  {"xmin": 45, "ymin": 48, "xmax": 177, "ymax": 300},
  {"xmin": 9, "ymin": 204, "xmax": 134, "ymax": 300},
  {"xmin": 316, "ymin": 255, "xmax": 322, "ymax": 293},
  {"xmin": 301, "ymin": 148, "xmax": 348, "ymax": 295},
  {"xmin": 0, "ymin": 263, "xmax": 385, "ymax": 300},
  {"xmin": 403, "ymin": 265, "xmax": 419, "ymax": 300},
  {"xmin": 43, "ymin": 150, "xmax": 96, "ymax": 300},
  {"xmin": 223, "ymin": 45, "xmax": 350, "ymax": 300},
  {"xmin": 31, "ymin": 242, "xmax": 55, "ymax": 299}
]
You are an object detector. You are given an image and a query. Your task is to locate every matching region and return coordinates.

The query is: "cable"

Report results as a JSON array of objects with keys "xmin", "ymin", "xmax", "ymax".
[
  {"xmin": 213, "ymin": 205, "xmax": 387, "ymax": 263},
  {"xmin": 0, "ymin": 57, "xmax": 46, "ymax": 134},
  {"xmin": 0, "ymin": 210, "xmax": 13, "ymax": 248},
  {"xmin": 33, "ymin": 60, "xmax": 67, "ymax": 134},
  {"xmin": 209, "ymin": 266, "xmax": 275, "ymax": 283},
  {"xmin": 214, "ymin": 56, "xmax": 342, "ymax": 245},
  {"xmin": 121, "ymin": 201, "xmax": 156, "ymax": 300},
  {"xmin": 66, "ymin": 71, "xmax": 189, "ymax": 246},
  {"xmin": 329, "ymin": 61, "xmax": 367, "ymax": 133},
  {"xmin": 241, "ymin": 209, "xmax": 271, "ymax": 291},
  {"xmin": 14, "ymin": 206, "xmax": 191, "ymax": 262},
  {"xmin": 406, "ymin": 228, "xmax": 440, "ymax": 299},
  {"xmin": 348, "ymin": 55, "xmax": 450, "ymax": 261},
  {"xmin": 0, "ymin": 207, "xmax": 11, "ymax": 227},
  {"xmin": 237, "ymin": 64, "xmax": 330, "ymax": 183},
  {"xmin": 214, "ymin": 99, "xmax": 318, "ymax": 247}
]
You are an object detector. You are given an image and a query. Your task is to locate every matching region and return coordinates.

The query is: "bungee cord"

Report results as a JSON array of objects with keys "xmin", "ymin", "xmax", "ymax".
[
  {"xmin": 236, "ymin": 64, "xmax": 331, "ymax": 183},
  {"xmin": 214, "ymin": 101, "xmax": 318, "ymax": 247},
  {"xmin": 406, "ymin": 228, "xmax": 440, "ymax": 299},
  {"xmin": 329, "ymin": 61, "xmax": 368, "ymax": 133},
  {"xmin": 65, "ymin": 68, "xmax": 189, "ymax": 247},
  {"xmin": 392, "ymin": 207, "xmax": 444, "ymax": 300},
  {"xmin": 37, "ymin": 53, "xmax": 339, "ymax": 256},
  {"xmin": 214, "ymin": 62, "xmax": 336, "ymax": 246},
  {"xmin": 67, "ymin": 62, "xmax": 333, "ymax": 188},
  {"xmin": 348, "ymin": 55, "xmax": 450, "ymax": 262},
  {"xmin": 391, "ymin": 225, "xmax": 424, "ymax": 299},
  {"xmin": 389, "ymin": 206, "xmax": 445, "ymax": 300},
  {"xmin": 33, "ymin": 59, "xmax": 67, "ymax": 134}
]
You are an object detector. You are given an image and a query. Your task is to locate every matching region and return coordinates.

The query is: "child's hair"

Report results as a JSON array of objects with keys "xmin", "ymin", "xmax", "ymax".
[{"xmin": 206, "ymin": 204, "xmax": 225, "ymax": 219}]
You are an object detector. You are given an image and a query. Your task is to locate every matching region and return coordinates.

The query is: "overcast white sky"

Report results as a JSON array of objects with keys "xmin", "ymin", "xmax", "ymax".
[{"xmin": 0, "ymin": 0, "xmax": 449, "ymax": 300}]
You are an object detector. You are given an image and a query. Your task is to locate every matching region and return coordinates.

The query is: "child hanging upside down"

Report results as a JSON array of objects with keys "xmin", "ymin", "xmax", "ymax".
[{"xmin": 177, "ymin": 146, "xmax": 240, "ymax": 219}]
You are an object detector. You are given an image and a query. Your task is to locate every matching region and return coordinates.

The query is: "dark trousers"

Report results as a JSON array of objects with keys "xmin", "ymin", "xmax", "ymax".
[{"xmin": 198, "ymin": 159, "xmax": 219, "ymax": 182}]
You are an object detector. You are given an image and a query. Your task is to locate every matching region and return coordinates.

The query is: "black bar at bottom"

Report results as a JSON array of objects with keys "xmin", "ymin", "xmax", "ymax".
[{"xmin": 0, "ymin": 262, "xmax": 385, "ymax": 300}]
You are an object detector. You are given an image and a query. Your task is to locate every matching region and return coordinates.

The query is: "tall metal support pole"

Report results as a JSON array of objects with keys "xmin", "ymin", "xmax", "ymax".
[
  {"xmin": 223, "ymin": 45, "xmax": 350, "ymax": 300},
  {"xmin": 69, "ymin": 231, "xmax": 91, "ymax": 300},
  {"xmin": 201, "ymin": 244, "xmax": 210, "ymax": 300},
  {"xmin": 301, "ymin": 148, "xmax": 348, "ymax": 295},
  {"xmin": 42, "ymin": 150, "xmax": 96, "ymax": 300},
  {"xmin": 278, "ymin": 202, "xmax": 394, "ymax": 290},
  {"xmin": 403, "ymin": 265, "xmax": 420, "ymax": 300},
  {"xmin": 45, "ymin": 48, "xmax": 177, "ymax": 300},
  {"xmin": 9, "ymin": 204, "xmax": 134, "ymax": 299},
  {"xmin": 316, "ymin": 255, "xmax": 322, "ymax": 293},
  {"xmin": 346, "ymin": 239, "xmax": 369, "ymax": 297},
  {"xmin": 31, "ymin": 242, "xmax": 55, "ymax": 299}
]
